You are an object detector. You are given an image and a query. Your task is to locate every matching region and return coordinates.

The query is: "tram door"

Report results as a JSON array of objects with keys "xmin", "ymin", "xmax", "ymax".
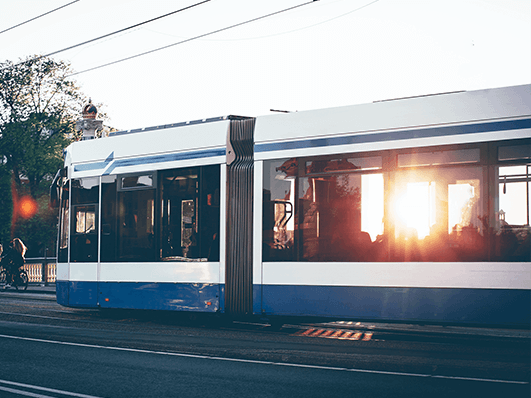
[{"xmin": 160, "ymin": 170, "xmax": 198, "ymax": 260}]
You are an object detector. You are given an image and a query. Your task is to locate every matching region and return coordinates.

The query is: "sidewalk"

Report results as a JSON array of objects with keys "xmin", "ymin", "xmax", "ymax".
[
  {"xmin": 317, "ymin": 320, "xmax": 531, "ymax": 339},
  {"xmin": 25, "ymin": 283, "xmax": 56, "ymax": 294},
  {"xmin": 0, "ymin": 283, "xmax": 56, "ymax": 301}
]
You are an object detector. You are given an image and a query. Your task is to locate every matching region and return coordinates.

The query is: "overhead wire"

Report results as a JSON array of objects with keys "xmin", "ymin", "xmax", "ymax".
[
  {"xmin": 144, "ymin": 0, "xmax": 379, "ymax": 42},
  {"xmin": 0, "ymin": 0, "xmax": 81, "ymax": 35},
  {"xmin": 256, "ymin": 0, "xmax": 379, "ymax": 38},
  {"xmin": 67, "ymin": 0, "xmax": 319, "ymax": 77},
  {"xmin": 3, "ymin": 0, "xmax": 211, "ymax": 70}
]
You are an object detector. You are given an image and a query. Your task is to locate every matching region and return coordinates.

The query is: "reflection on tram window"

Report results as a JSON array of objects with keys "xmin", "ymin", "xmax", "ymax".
[
  {"xmin": 58, "ymin": 179, "xmax": 69, "ymax": 262},
  {"xmin": 71, "ymin": 177, "xmax": 99, "ymax": 203},
  {"xmin": 398, "ymin": 148, "xmax": 480, "ymax": 167},
  {"xmin": 262, "ymin": 157, "xmax": 385, "ymax": 262},
  {"xmin": 262, "ymin": 159, "xmax": 296, "ymax": 261},
  {"xmin": 121, "ymin": 174, "xmax": 153, "ymax": 189},
  {"xmin": 75, "ymin": 206, "xmax": 96, "ymax": 233},
  {"xmin": 306, "ymin": 156, "xmax": 381, "ymax": 174},
  {"xmin": 263, "ymin": 143, "xmax": 530, "ymax": 262},
  {"xmin": 496, "ymin": 165, "xmax": 530, "ymax": 261},
  {"xmin": 299, "ymin": 173, "xmax": 384, "ymax": 262},
  {"xmin": 118, "ymin": 189, "xmax": 155, "ymax": 261},
  {"xmin": 498, "ymin": 144, "xmax": 531, "ymax": 161},
  {"xmin": 96, "ymin": 166, "xmax": 220, "ymax": 263},
  {"xmin": 448, "ymin": 180, "xmax": 480, "ymax": 235},
  {"xmin": 392, "ymin": 167, "xmax": 484, "ymax": 262},
  {"xmin": 159, "ymin": 165, "xmax": 220, "ymax": 262},
  {"xmin": 394, "ymin": 181, "xmax": 436, "ymax": 240}
]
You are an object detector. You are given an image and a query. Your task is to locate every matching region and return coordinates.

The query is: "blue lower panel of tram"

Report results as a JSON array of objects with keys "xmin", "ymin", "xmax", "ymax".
[
  {"xmin": 260, "ymin": 285, "xmax": 531, "ymax": 326},
  {"xmin": 56, "ymin": 281, "xmax": 220, "ymax": 312},
  {"xmin": 57, "ymin": 281, "xmax": 529, "ymax": 325}
]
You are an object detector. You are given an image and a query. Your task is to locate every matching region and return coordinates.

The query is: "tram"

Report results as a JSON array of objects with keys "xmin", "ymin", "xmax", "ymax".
[{"xmin": 52, "ymin": 84, "xmax": 531, "ymax": 327}]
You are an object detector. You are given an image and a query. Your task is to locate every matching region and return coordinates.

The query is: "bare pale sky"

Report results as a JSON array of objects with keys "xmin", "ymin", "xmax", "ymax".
[{"xmin": 2, "ymin": 0, "xmax": 530, "ymax": 130}]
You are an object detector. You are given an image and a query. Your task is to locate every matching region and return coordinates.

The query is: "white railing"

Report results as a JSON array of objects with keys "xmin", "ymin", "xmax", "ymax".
[{"xmin": 23, "ymin": 257, "xmax": 57, "ymax": 284}]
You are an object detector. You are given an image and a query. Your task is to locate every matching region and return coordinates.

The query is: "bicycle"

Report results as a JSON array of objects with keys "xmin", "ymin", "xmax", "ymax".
[{"xmin": 0, "ymin": 266, "xmax": 29, "ymax": 291}]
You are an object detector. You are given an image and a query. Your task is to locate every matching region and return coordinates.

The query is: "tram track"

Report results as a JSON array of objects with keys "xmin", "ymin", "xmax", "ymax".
[
  {"xmin": 1, "ymin": 294, "xmax": 529, "ymax": 385},
  {"xmin": 0, "ymin": 301, "xmax": 381, "ymax": 343},
  {"xmin": 1, "ymin": 295, "xmax": 529, "ymax": 347}
]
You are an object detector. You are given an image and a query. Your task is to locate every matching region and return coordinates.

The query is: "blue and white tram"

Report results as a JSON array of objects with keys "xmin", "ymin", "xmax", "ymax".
[{"xmin": 53, "ymin": 84, "xmax": 531, "ymax": 327}]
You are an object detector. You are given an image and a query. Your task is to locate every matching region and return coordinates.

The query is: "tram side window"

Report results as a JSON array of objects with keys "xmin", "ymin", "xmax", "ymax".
[
  {"xmin": 262, "ymin": 157, "xmax": 385, "ymax": 262},
  {"xmin": 299, "ymin": 158, "xmax": 384, "ymax": 262},
  {"xmin": 117, "ymin": 174, "xmax": 156, "ymax": 261},
  {"xmin": 159, "ymin": 165, "xmax": 220, "ymax": 262},
  {"xmin": 496, "ymin": 164, "xmax": 530, "ymax": 261},
  {"xmin": 263, "ymin": 159, "xmax": 297, "ymax": 261},
  {"xmin": 391, "ymin": 164, "xmax": 484, "ymax": 262},
  {"xmin": 70, "ymin": 178, "xmax": 99, "ymax": 262}
]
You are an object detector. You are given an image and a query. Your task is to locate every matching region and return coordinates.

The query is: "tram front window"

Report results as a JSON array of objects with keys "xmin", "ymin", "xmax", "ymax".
[
  {"xmin": 70, "ymin": 178, "xmax": 99, "ymax": 262},
  {"xmin": 58, "ymin": 179, "xmax": 69, "ymax": 263}
]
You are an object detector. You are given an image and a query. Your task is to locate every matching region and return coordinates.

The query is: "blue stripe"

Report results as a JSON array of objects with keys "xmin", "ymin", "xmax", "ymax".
[
  {"xmin": 74, "ymin": 161, "xmax": 111, "ymax": 172},
  {"xmin": 103, "ymin": 148, "xmax": 225, "ymax": 175},
  {"xmin": 57, "ymin": 281, "xmax": 220, "ymax": 312},
  {"xmin": 260, "ymin": 285, "xmax": 530, "ymax": 326},
  {"xmin": 57, "ymin": 280, "xmax": 530, "ymax": 326},
  {"xmin": 255, "ymin": 118, "xmax": 531, "ymax": 153},
  {"xmin": 73, "ymin": 149, "xmax": 224, "ymax": 175},
  {"xmin": 74, "ymin": 151, "xmax": 114, "ymax": 172}
]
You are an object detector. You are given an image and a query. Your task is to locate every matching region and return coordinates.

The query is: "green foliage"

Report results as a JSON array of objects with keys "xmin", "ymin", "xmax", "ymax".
[
  {"xmin": 1, "ymin": 114, "xmax": 73, "ymax": 196},
  {"xmin": 12, "ymin": 195, "xmax": 57, "ymax": 257},
  {"xmin": 0, "ymin": 55, "xmax": 92, "ymax": 253},
  {"xmin": 0, "ymin": 56, "xmax": 82, "ymax": 197},
  {"xmin": 0, "ymin": 165, "xmax": 12, "ymax": 246}
]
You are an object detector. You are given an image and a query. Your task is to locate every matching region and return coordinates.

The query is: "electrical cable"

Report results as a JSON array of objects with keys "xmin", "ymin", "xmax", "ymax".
[
  {"xmin": 0, "ymin": 0, "xmax": 81, "ymax": 35},
  {"xmin": 3, "ymin": 0, "xmax": 211, "ymax": 70},
  {"xmin": 144, "ymin": 0, "xmax": 379, "ymax": 42},
  {"xmin": 67, "ymin": 0, "xmax": 318, "ymax": 77}
]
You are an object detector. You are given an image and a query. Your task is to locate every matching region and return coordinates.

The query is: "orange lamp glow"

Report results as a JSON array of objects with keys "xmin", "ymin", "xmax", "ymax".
[{"xmin": 18, "ymin": 196, "xmax": 38, "ymax": 219}]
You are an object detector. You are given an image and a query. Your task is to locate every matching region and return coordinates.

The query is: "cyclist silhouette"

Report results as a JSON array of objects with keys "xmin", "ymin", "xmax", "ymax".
[{"xmin": 2, "ymin": 238, "xmax": 27, "ymax": 289}]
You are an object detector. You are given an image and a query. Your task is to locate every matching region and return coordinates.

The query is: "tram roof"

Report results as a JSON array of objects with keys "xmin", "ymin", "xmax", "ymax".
[
  {"xmin": 66, "ymin": 84, "xmax": 530, "ymax": 178},
  {"xmin": 253, "ymin": 84, "xmax": 531, "ymax": 145},
  {"xmin": 109, "ymin": 115, "xmax": 248, "ymax": 137}
]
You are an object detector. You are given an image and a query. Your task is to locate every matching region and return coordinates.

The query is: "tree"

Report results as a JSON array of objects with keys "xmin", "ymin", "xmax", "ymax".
[
  {"xmin": 0, "ymin": 56, "xmax": 82, "ymax": 197},
  {"xmin": 0, "ymin": 165, "xmax": 12, "ymax": 246},
  {"xmin": 0, "ymin": 56, "xmax": 87, "ymax": 255}
]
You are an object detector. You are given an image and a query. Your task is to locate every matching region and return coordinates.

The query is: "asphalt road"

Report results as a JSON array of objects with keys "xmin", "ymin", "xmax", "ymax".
[{"xmin": 0, "ymin": 291, "xmax": 529, "ymax": 398}]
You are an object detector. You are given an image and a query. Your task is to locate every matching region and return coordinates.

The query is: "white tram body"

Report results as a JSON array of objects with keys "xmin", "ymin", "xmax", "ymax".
[{"xmin": 55, "ymin": 85, "xmax": 531, "ymax": 326}]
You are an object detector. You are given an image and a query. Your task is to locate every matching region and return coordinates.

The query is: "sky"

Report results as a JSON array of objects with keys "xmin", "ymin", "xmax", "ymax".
[{"xmin": 1, "ymin": 0, "xmax": 530, "ymax": 131}]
